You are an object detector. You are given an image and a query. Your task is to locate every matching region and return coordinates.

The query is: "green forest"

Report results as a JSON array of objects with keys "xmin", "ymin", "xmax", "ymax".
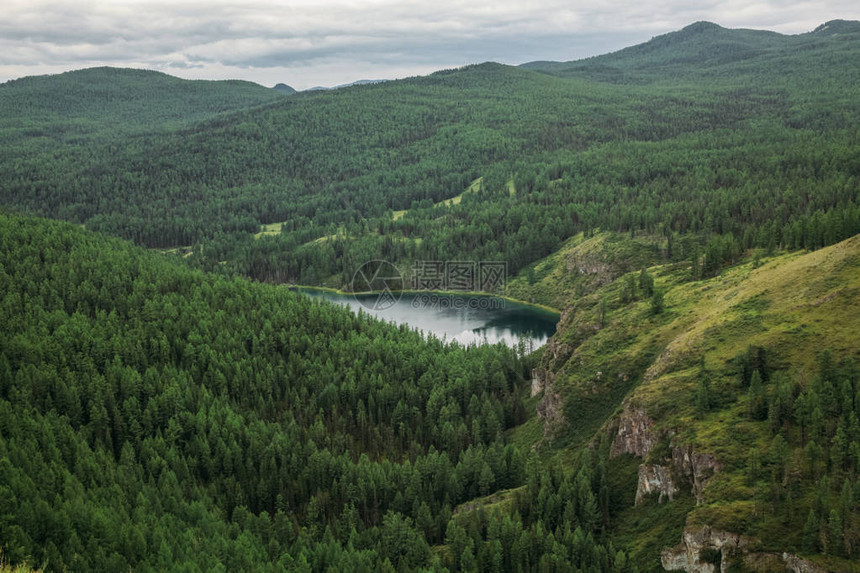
[
  {"xmin": 1, "ymin": 18, "xmax": 859, "ymax": 573},
  {"xmin": 1, "ymin": 24, "xmax": 859, "ymax": 288},
  {"xmin": 0, "ymin": 212, "xmax": 638, "ymax": 571}
]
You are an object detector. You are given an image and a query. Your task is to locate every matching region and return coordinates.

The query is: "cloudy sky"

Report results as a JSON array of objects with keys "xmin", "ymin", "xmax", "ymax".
[{"xmin": 1, "ymin": 0, "xmax": 857, "ymax": 90}]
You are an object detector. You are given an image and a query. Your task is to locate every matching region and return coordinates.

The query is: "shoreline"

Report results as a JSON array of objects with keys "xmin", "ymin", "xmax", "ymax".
[{"xmin": 286, "ymin": 284, "xmax": 562, "ymax": 315}]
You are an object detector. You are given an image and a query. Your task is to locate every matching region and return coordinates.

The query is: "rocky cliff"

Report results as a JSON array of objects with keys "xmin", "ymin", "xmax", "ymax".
[
  {"xmin": 635, "ymin": 464, "xmax": 678, "ymax": 506},
  {"xmin": 661, "ymin": 525, "xmax": 828, "ymax": 573},
  {"xmin": 532, "ymin": 368, "xmax": 565, "ymax": 439},
  {"xmin": 610, "ymin": 405, "xmax": 657, "ymax": 459},
  {"xmin": 609, "ymin": 404, "xmax": 721, "ymax": 506},
  {"xmin": 532, "ymin": 236, "xmax": 860, "ymax": 571},
  {"xmin": 671, "ymin": 446, "xmax": 722, "ymax": 505},
  {"xmin": 661, "ymin": 525, "xmax": 748, "ymax": 573}
]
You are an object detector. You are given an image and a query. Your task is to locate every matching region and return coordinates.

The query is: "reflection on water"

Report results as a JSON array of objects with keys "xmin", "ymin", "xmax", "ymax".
[{"xmin": 294, "ymin": 288, "xmax": 559, "ymax": 349}]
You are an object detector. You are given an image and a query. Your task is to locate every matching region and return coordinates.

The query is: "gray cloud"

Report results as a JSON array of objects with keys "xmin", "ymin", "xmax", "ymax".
[{"xmin": 0, "ymin": 0, "xmax": 857, "ymax": 89}]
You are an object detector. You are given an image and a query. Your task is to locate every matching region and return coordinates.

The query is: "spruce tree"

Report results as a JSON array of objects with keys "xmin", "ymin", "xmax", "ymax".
[{"xmin": 803, "ymin": 510, "xmax": 820, "ymax": 553}]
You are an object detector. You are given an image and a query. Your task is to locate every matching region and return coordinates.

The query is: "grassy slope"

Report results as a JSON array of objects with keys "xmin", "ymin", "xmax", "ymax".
[
  {"xmin": 505, "ymin": 232, "xmax": 664, "ymax": 309},
  {"xmin": 527, "ymin": 234, "xmax": 860, "ymax": 568}
]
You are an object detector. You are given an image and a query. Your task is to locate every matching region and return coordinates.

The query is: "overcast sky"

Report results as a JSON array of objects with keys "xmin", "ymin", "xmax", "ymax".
[{"xmin": 1, "ymin": 0, "xmax": 857, "ymax": 90}]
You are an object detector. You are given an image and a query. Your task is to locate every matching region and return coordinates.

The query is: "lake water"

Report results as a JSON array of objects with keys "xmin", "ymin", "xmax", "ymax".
[{"xmin": 293, "ymin": 288, "xmax": 559, "ymax": 349}]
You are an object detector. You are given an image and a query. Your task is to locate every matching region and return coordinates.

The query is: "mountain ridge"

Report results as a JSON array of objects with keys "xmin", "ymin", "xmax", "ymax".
[
  {"xmin": 521, "ymin": 19, "xmax": 860, "ymax": 82},
  {"xmin": 0, "ymin": 66, "xmax": 272, "ymax": 91}
]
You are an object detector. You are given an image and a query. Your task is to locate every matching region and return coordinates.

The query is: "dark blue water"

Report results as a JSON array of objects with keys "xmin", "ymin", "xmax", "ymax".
[{"xmin": 294, "ymin": 288, "xmax": 559, "ymax": 349}]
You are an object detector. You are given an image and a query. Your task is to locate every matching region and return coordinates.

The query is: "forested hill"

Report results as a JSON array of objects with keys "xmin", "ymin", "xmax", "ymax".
[
  {"xmin": 0, "ymin": 21, "xmax": 858, "ymax": 282},
  {"xmin": 522, "ymin": 19, "xmax": 860, "ymax": 83},
  {"xmin": 2, "ymin": 220, "xmax": 859, "ymax": 571},
  {"xmin": 0, "ymin": 67, "xmax": 281, "ymax": 134},
  {"xmin": 0, "ymin": 212, "xmax": 542, "ymax": 571},
  {"xmin": 273, "ymin": 83, "xmax": 297, "ymax": 94}
]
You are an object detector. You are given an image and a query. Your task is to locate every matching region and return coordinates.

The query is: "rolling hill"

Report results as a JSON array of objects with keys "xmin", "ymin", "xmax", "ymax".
[
  {"xmin": 0, "ymin": 21, "xmax": 857, "ymax": 280},
  {"xmin": 0, "ymin": 67, "xmax": 282, "ymax": 133}
]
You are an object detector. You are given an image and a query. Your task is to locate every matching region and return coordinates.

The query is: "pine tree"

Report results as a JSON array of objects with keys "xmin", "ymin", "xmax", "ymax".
[
  {"xmin": 650, "ymin": 289, "xmax": 665, "ymax": 315},
  {"xmin": 831, "ymin": 423, "xmax": 848, "ymax": 474},
  {"xmin": 690, "ymin": 247, "xmax": 701, "ymax": 281},
  {"xmin": 770, "ymin": 434, "xmax": 789, "ymax": 484},
  {"xmin": 747, "ymin": 450, "xmax": 760, "ymax": 486},
  {"xmin": 638, "ymin": 269, "xmax": 655, "ymax": 297},
  {"xmin": 621, "ymin": 274, "xmax": 637, "ymax": 303},
  {"xmin": 838, "ymin": 479, "xmax": 853, "ymax": 556},
  {"xmin": 695, "ymin": 374, "xmax": 712, "ymax": 417},
  {"xmin": 599, "ymin": 296, "xmax": 608, "ymax": 328},
  {"xmin": 828, "ymin": 510, "xmax": 843, "ymax": 556},
  {"xmin": 803, "ymin": 510, "xmax": 820, "ymax": 553},
  {"xmin": 748, "ymin": 371, "xmax": 766, "ymax": 420}
]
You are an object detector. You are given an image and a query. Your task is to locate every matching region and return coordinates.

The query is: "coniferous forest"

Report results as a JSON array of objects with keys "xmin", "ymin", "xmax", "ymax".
[{"xmin": 1, "ymin": 19, "xmax": 859, "ymax": 573}]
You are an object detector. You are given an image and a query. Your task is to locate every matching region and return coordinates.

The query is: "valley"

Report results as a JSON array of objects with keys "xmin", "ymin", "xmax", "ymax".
[{"xmin": 0, "ymin": 18, "xmax": 859, "ymax": 573}]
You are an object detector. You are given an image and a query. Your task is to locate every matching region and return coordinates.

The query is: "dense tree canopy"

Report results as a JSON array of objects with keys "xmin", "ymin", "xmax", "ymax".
[
  {"xmin": 1, "ymin": 20, "xmax": 859, "ymax": 572},
  {"xmin": 1, "ymin": 25, "xmax": 858, "ymax": 288},
  {"xmin": 0, "ymin": 213, "xmax": 642, "ymax": 571}
]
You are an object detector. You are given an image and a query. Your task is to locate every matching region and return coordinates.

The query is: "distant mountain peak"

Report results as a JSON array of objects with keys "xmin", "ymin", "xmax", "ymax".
[
  {"xmin": 273, "ymin": 83, "xmax": 296, "ymax": 94},
  {"xmin": 304, "ymin": 79, "xmax": 388, "ymax": 92},
  {"xmin": 811, "ymin": 19, "xmax": 860, "ymax": 35},
  {"xmin": 679, "ymin": 21, "xmax": 724, "ymax": 34}
]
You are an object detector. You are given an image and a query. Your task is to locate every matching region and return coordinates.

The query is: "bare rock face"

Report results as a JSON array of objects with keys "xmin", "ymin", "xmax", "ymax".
[
  {"xmin": 780, "ymin": 553, "xmax": 827, "ymax": 573},
  {"xmin": 548, "ymin": 339, "xmax": 572, "ymax": 364},
  {"xmin": 608, "ymin": 406, "xmax": 723, "ymax": 506},
  {"xmin": 534, "ymin": 368, "xmax": 565, "ymax": 438},
  {"xmin": 540, "ymin": 333, "xmax": 573, "ymax": 371},
  {"xmin": 661, "ymin": 527, "xmax": 828, "ymax": 573},
  {"xmin": 741, "ymin": 552, "xmax": 826, "ymax": 572},
  {"xmin": 661, "ymin": 526, "xmax": 749, "ymax": 573},
  {"xmin": 530, "ymin": 368, "xmax": 546, "ymax": 397},
  {"xmin": 566, "ymin": 253, "xmax": 613, "ymax": 285},
  {"xmin": 672, "ymin": 446, "xmax": 722, "ymax": 505},
  {"xmin": 661, "ymin": 545, "xmax": 691, "ymax": 572},
  {"xmin": 739, "ymin": 553, "xmax": 784, "ymax": 571},
  {"xmin": 610, "ymin": 405, "xmax": 656, "ymax": 459},
  {"xmin": 635, "ymin": 464, "xmax": 678, "ymax": 506}
]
